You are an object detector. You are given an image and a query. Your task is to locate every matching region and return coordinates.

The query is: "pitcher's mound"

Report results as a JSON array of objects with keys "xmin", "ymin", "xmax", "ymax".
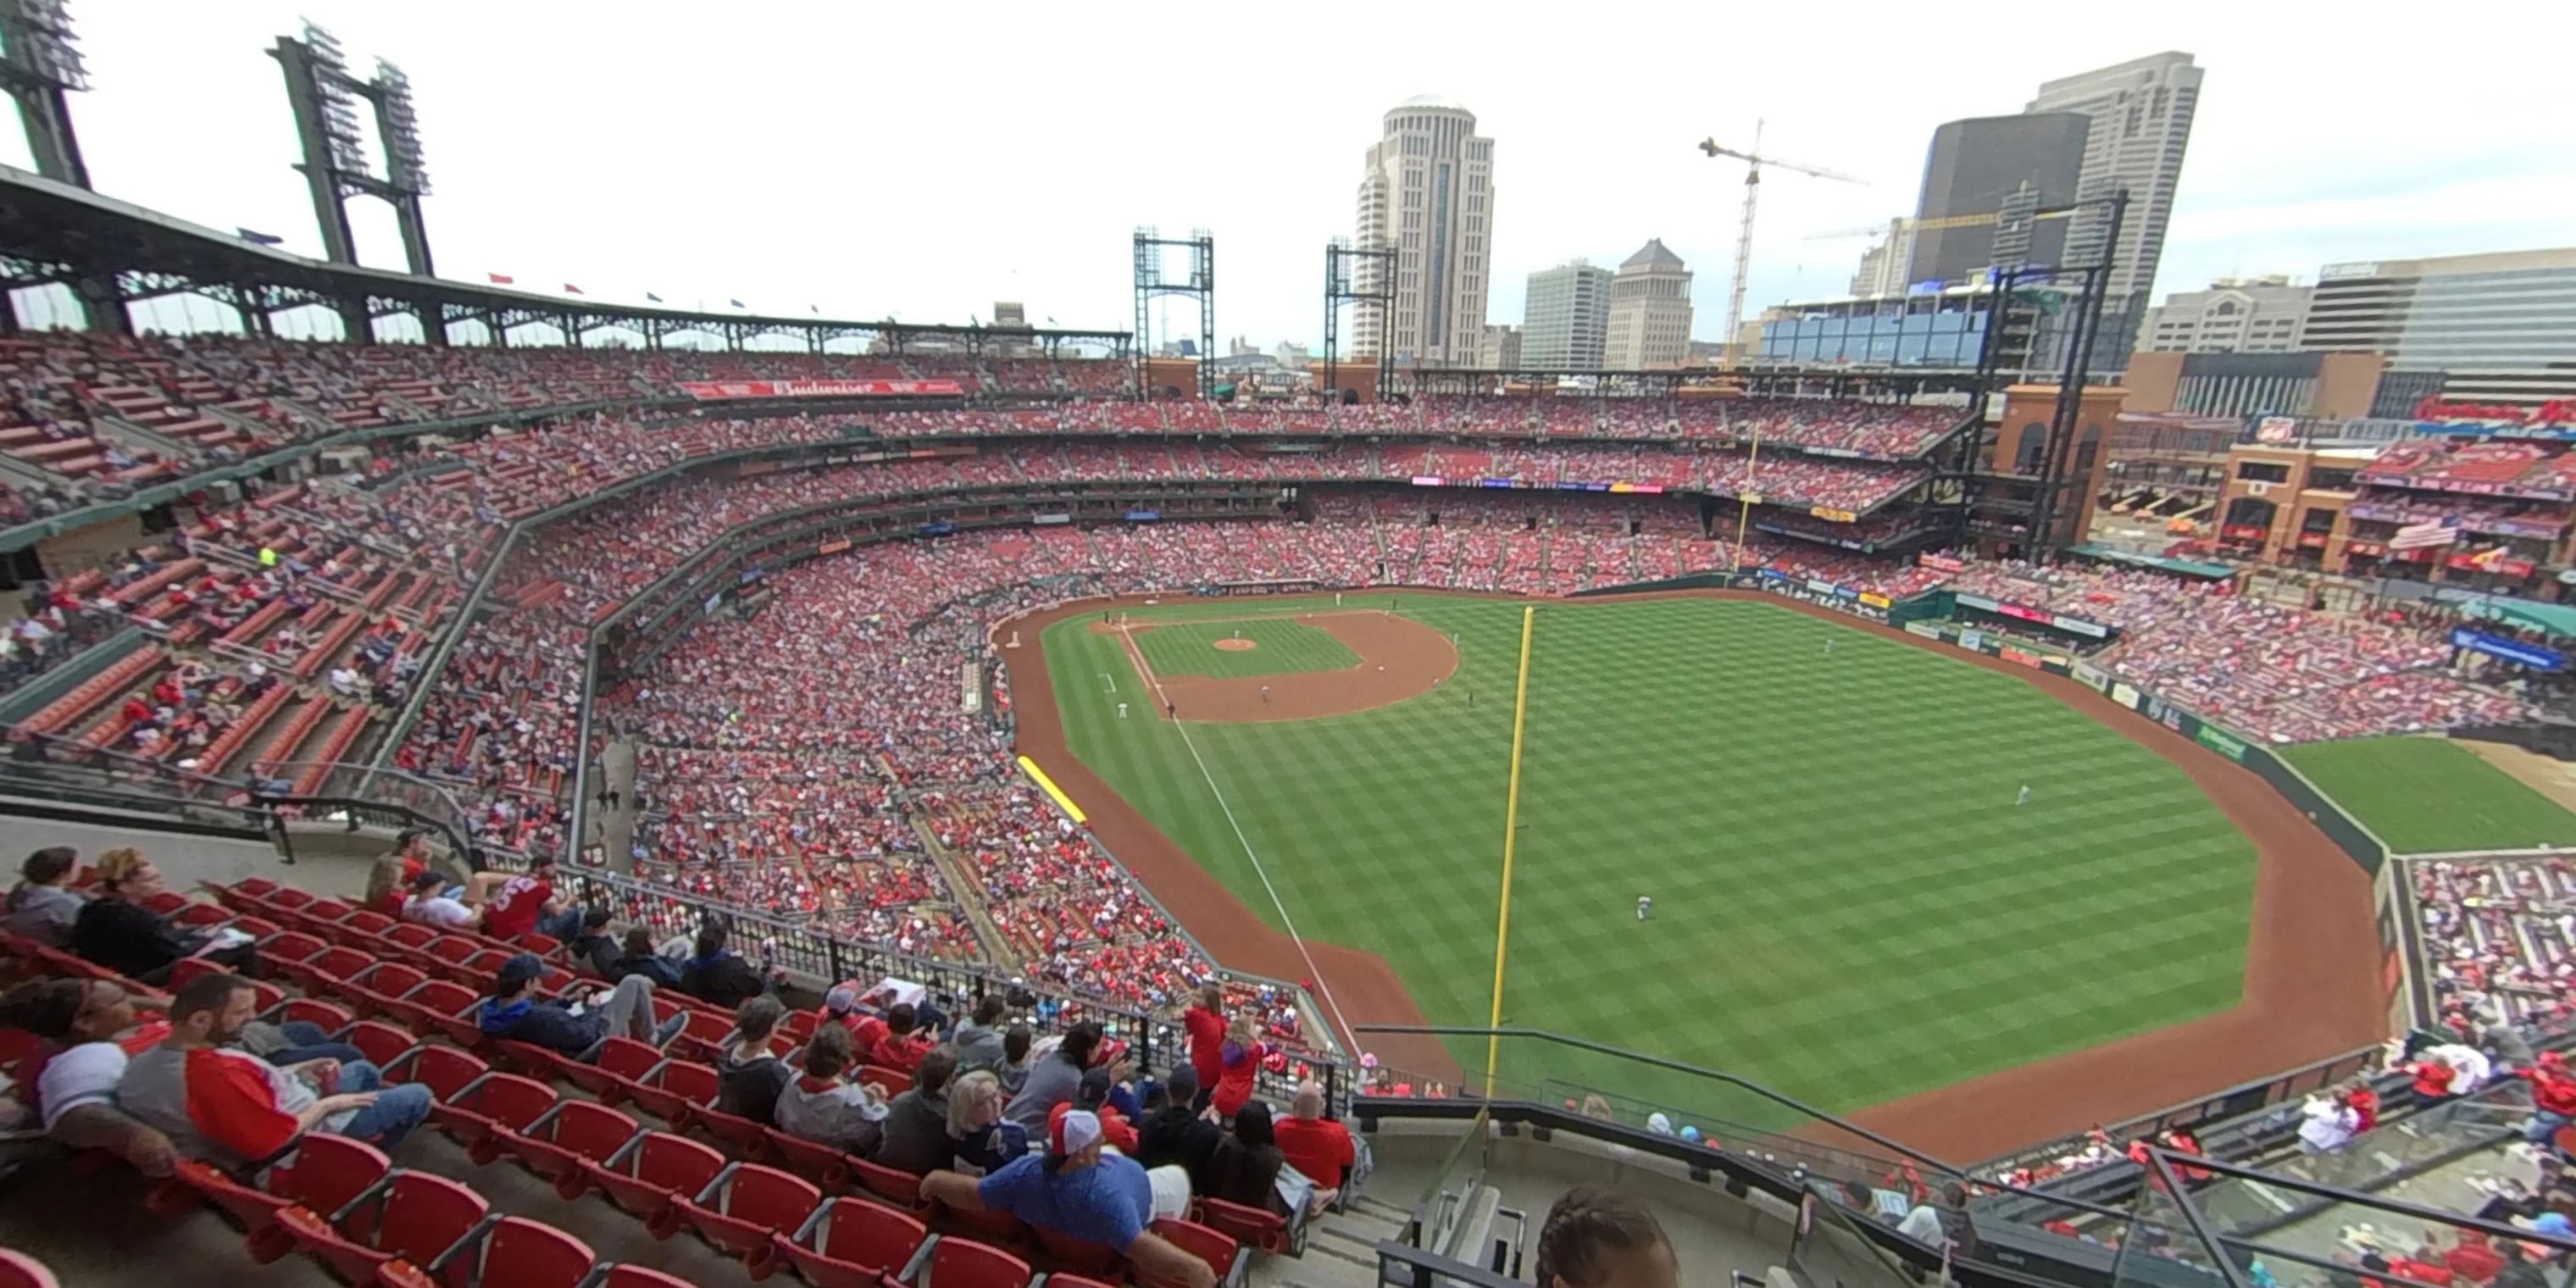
[{"xmin": 1213, "ymin": 639, "xmax": 1258, "ymax": 652}]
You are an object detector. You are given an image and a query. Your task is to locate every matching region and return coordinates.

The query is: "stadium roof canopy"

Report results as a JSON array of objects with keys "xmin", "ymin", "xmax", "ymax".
[
  {"xmin": 0, "ymin": 164, "xmax": 1130, "ymax": 353},
  {"xmin": 2064, "ymin": 542, "xmax": 2235, "ymax": 580},
  {"xmin": 2438, "ymin": 590, "xmax": 2576, "ymax": 638}
]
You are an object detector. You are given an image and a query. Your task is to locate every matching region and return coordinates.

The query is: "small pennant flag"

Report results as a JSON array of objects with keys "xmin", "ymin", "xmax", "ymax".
[
  {"xmin": 564, "ymin": 283, "xmax": 584, "ymax": 295},
  {"xmin": 729, "ymin": 298, "xmax": 745, "ymax": 308},
  {"xmin": 645, "ymin": 291, "xmax": 663, "ymax": 303},
  {"xmin": 236, "ymin": 228, "xmax": 284, "ymax": 246},
  {"xmin": 487, "ymin": 272, "xmax": 515, "ymax": 285}
]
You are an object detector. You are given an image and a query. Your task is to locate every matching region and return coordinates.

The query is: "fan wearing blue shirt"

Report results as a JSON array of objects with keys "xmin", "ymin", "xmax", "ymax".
[{"xmin": 922, "ymin": 1109, "xmax": 1215, "ymax": 1288}]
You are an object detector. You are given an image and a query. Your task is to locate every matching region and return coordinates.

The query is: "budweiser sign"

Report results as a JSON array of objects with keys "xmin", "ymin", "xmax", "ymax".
[
  {"xmin": 2413, "ymin": 395, "xmax": 2576, "ymax": 426},
  {"xmin": 680, "ymin": 380, "xmax": 964, "ymax": 400}
]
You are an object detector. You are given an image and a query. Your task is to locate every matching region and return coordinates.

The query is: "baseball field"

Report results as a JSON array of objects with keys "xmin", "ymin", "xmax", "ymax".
[
  {"xmin": 1027, "ymin": 591, "xmax": 2285, "ymax": 1135},
  {"xmin": 2280, "ymin": 736, "xmax": 2576, "ymax": 852}
]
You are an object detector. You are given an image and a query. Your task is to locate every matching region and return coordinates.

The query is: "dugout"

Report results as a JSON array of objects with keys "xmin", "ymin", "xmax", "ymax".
[{"xmin": 1917, "ymin": 587, "xmax": 2119, "ymax": 651}]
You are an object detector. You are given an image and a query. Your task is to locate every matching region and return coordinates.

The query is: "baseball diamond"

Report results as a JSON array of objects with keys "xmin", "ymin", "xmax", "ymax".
[{"xmin": 1013, "ymin": 589, "xmax": 2385, "ymax": 1155}]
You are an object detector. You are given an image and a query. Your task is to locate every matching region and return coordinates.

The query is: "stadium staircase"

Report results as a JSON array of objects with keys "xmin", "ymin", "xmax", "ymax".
[{"xmin": 907, "ymin": 816, "xmax": 1016, "ymax": 964}]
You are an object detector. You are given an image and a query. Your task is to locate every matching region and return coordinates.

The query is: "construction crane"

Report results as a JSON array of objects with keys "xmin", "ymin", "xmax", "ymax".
[
  {"xmin": 1696, "ymin": 123, "xmax": 1864, "ymax": 362},
  {"xmin": 1807, "ymin": 206, "xmax": 2079, "ymax": 242}
]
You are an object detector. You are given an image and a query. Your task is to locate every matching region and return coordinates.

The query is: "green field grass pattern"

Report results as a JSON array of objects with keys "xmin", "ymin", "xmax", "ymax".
[
  {"xmin": 1044, "ymin": 595, "xmax": 2257, "ymax": 1124},
  {"xmin": 1133, "ymin": 617, "xmax": 1362, "ymax": 680},
  {"xmin": 2283, "ymin": 737, "xmax": 2576, "ymax": 853}
]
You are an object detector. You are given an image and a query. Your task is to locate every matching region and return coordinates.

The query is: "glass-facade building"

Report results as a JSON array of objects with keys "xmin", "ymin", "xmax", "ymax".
[{"xmin": 2305, "ymin": 249, "xmax": 2576, "ymax": 408}]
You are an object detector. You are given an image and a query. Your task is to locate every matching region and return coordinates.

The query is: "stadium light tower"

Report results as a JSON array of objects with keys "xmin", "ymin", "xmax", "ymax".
[
  {"xmin": 271, "ymin": 21, "xmax": 436, "ymax": 275},
  {"xmin": 0, "ymin": 0, "xmax": 92, "ymax": 188}
]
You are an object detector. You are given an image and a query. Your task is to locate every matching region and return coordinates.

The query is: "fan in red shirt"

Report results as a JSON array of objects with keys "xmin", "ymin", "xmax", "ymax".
[
  {"xmin": 1184, "ymin": 982, "xmax": 1226, "ymax": 1112},
  {"xmin": 1046, "ymin": 1068, "xmax": 1140, "ymax": 1153},
  {"xmin": 2444, "ymin": 1232, "xmax": 2503, "ymax": 1285},
  {"xmin": 1274, "ymin": 1081, "xmax": 1357, "ymax": 1205},
  {"xmin": 1212, "ymin": 1014, "xmax": 1265, "ymax": 1118},
  {"xmin": 872, "ymin": 1003, "xmax": 936, "ymax": 1078},
  {"xmin": 479, "ymin": 859, "xmax": 564, "ymax": 943}
]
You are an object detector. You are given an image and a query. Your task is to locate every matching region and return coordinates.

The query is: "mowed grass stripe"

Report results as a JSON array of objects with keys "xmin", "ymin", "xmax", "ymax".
[
  {"xmin": 1134, "ymin": 617, "xmax": 1361, "ymax": 680},
  {"xmin": 2281, "ymin": 736, "xmax": 2576, "ymax": 852},
  {"xmin": 1042, "ymin": 594, "xmax": 2255, "ymax": 1125}
]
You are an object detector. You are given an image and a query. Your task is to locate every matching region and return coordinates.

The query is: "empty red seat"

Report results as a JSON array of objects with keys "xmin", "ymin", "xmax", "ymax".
[
  {"xmin": 342, "ymin": 962, "xmax": 429, "ymax": 1019},
  {"xmin": 694, "ymin": 1101, "xmax": 774, "ymax": 1158},
  {"xmin": 387, "ymin": 1045, "xmax": 490, "ymax": 1109},
  {"xmin": 673, "ymin": 1162, "xmax": 819, "ymax": 1267},
  {"xmin": 626, "ymin": 1058, "xmax": 717, "ymax": 1127},
  {"xmin": 274, "ymin": 1170, "xmax": 489, "ymax": 1285},
  {"xmin": 763, "ymin": 1128, "xmax": 852, "ymax": 1189},
  {"xmin": 405, "ymin": 982, "xmax": 489, "ymax": 1048},
  {"xmin": 850, "ymin": 1158, "xmax": 930, "ymax": 1213},
  {"xmin": 921, "ymin": 1235, "xmax": 1037, "ymax": 1288},
  {"xmin": 559, "ymin": 1035, "xmax": 660, "ymax": 1107},
  {"xmin": 1030, "ymin": 1225, "xmax": 1124, "ymax": 1278},
  {"xmin": 0, "ymin": 1250, "xmax": 58, "ymax": 1288},
  {"xmin": 592, "ymin": 1269, "xmax": 694, "ymax": 1288},
  {"xmin": 1194, "ymin": 1196, "xmax": 1289, "ymax": 1255},
  {"xmin": 669, "ymin": 1009, "xmax": 734, "ymax": 1063},
  {"xmin": 492, "ymin": 1100, "xmax": 641, "ymax": 1193},
  {"xmin": 1135, "ymin": 1218, "xmax": 1244, "ymax": 1288},
  {"xmin": 859, "ymin": 1063, "xmax": 911, "ymax": 1094},
  {"xmin": 331, "ymin": 909, "xmax": 398, "ymax": 948},
  {"xmin": 266, "ymin": 996, "xmax": 355, "ymax": 1034},
  {"xmin": 152, "ymin": 1135, "xmax": 390, "ymax": 1263},
  {"xmin": 444, "ymin": 1072, "xmax": 558, "ymax": 1161},
  {"xmin": 340, "ymin": 1019, "xmax": 419, "ymax": 1069},
  {"xmin": 584, "ymin": 1131, "xmax": 725, "ymax": 1235},
  {"xmin": 767, "ymin": 1197, "xmax": 929, "ymax": 1288},
  {"xmin": 379, "ymin": 1214, "xmax": 594, "ymax": 1288},
  {"xmin": 286, "ymin": 946, "xmax": 375, "ymax": 995}
]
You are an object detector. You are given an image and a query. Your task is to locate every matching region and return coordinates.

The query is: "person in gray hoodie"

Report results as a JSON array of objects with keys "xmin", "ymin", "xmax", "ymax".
[
  {"xmin": 951, "ymin": 995, "xmax": 1010, "ymax": 1074},
  {"xmin": 3, "ymin": 847, "xmax": 83, "ymax": 946},
  {"xmin": 870, "ymin": 1047, "xmax": 959, "ymax": 1174}
]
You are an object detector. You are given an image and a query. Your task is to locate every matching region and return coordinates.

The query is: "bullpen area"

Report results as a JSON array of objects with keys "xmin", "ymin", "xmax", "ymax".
[{"xmin": 1008, "ymin": 590, "xmax": 2382, "ymax": 1155}]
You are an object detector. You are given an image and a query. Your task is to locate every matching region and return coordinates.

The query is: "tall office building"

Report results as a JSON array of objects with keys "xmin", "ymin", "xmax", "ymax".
[
  {"xmin": 1905, "ymin": 114, "xmax": 2089, "ymax": 287},
  {"xmin": 1849, "ymin": 219, "xmax": 1917, "ymax": 298},
  {"xmin": 1604, "ymin": 240, "xmax": 1694, "ymax": 369},
  {"xmin": 1521, "ymin": 260, "xmax": 1612, "ymax": 369},
  {"xmin": 2302, "ymin": 247, "xmax": 2576, "ymax": 407},
  {"xmin": 2140, "ymin": 276, "xmax": 2312, "ymax": 353},
  {"xmin": 1353, "ymin": 97, "xmax": 1496, "ymax": 368},
  {"xmin": 2026, "ymin": 52, "xmax": 2204, "ymax": 361}
]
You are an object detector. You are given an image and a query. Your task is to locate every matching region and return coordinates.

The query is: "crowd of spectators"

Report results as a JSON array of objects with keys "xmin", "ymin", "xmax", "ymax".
[
  {"xmin": 1949, "ymin": 560, "xmax": 2529, "ymax": 741},
  {"xmin": 2415, "ymin": 859, "xmax": 2576, "ymax": 1034}
]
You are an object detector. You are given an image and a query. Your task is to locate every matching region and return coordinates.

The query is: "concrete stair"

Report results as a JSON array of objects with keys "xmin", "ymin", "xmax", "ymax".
[{"xmin": 1259, "ymin": 1195, "xmax": 1415, "ymax": 1288}]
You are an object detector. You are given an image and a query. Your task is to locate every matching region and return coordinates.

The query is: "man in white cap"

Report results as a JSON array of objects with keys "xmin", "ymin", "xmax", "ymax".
[{"xmin": 923, "ymin": 1108, "xmax": 1216, "ymax": 1288}]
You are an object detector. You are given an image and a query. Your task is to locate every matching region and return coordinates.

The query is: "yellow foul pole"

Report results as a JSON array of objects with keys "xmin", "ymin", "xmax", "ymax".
[
  {"xmin": 1485, "ymin": 605, "xmax": 1537, "ymax": 1097},
  {"xmin": 1730, "ymin": 423, "xmax": 1763, "ymax": 573}
]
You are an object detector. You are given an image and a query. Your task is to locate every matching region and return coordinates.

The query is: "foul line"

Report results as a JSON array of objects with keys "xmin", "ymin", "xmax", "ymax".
[{"xmin": 1118, "ymin": 618, "xmax": 1361, "ymax": 1051}]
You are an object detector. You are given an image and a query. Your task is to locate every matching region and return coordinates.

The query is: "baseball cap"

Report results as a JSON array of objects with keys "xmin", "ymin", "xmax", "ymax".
[
  {"xmin": 824, "ymin": 985, "xmax": 860, "ymax": 1014},
  {"xmin": 495, "ymin": 952, "xmax": 546, "ymax": 993},
  {"xmin": 1052, "ymin": 1108, "xmax": 1103, "ymax": 1156},
  {"xmin": 1076, "ymin": 1066, "xmax": 1113, "ymax": 1108}
]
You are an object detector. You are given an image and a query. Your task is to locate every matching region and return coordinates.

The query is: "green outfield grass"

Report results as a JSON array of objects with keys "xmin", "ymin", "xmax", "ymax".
[
  {"xmin": 1133, "ymin": 616, "xmax": 1360, "ymax": 680},
  {"xmin": 2281, "ymin": 736, "xmax": 2576, "ymax": 852},
  {"xmin": 1041, "ymin": 594, "xmax": 2260, "ymax": 1128}
]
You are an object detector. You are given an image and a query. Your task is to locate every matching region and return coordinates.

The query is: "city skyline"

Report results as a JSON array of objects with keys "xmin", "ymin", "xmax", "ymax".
[{"xmin": 13, "ymin": 1, "xmax": 2573, "ymax": 350}]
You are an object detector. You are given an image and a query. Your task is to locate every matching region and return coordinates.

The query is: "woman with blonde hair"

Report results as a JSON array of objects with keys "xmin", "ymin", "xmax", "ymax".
[
  {"xmin": 70, "ymin": 848, "xmax": 253, "ymax": 984},
  {"xmin": 362, "ymin": 854, "xmax": 407, "ymax": 918}
]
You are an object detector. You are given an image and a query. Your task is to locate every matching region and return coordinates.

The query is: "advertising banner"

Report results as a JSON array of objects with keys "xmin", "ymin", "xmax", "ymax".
[
  {"xmin": 2450, "ymin": 626, "xmax": 2566, "ymax": 671},
  {"xmin": 1809, "ymin": 507, "xmax": 1858, "ymax": 524},
  {"xmin": 680, "ymin": 379, "xmax": 963, "ymax": 399},
  {"xmin": 1957, "ymin": 629, "xmax": 1984, "ymax": 652},
  {"xmin": 2111, "ymin": 681, "xmax": 2140, "ymax": 708},
  {"xmin": 2194, "ymin": 724, "xmax": 2250, "ymax": 763},
  {"xmin": 1918, "ymin": 553, "xmax": 1966, "ymax": 574},
  {"xmin": 2000, "ymin": 647, "xmax": 2042, "ymax": 668},
  {"xmin": 1906, "ymin": 622, "xmax": 1943, "ymax": 640},
  {"xmin": 1859, "ymin": 592, "xmax": 1891, "ymax": 609},
  {"xmin": 2071, "ymin": 662, "xmax": 2109, "ymax": 692},
  {"xmin": 817, "ymin": 539, "xmax": 852, "ymax": 555}
]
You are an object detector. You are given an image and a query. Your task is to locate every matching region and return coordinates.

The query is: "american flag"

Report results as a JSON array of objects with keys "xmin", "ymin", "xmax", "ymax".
[{"xmin": 2389, "ymin": 519, "xmax": 2458, "ymax": 551}]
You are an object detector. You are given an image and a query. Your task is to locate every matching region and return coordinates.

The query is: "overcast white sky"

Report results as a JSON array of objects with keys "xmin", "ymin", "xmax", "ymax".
[{"xmin": 18, "ymin": 0, "xmax": 2575, "ymax": 349}]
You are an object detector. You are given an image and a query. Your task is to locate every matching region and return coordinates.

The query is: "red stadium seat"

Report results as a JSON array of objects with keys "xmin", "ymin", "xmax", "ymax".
[
  {"xmin": 559, "ymin": 1035, "xmax": 660, "ymax": 1107},
  {"xmin": 762, "ymin": 1127, "xmax": 852, "ymax": 1189},
  {"xmin": 436, "ymin": 1072, "xmax": 557, "ymax": 1158},
  {"xmin": 493, "ymin": 1100, "xmax": 642, "ymax": 1193},
  {"xmin": 380, "ymin": 1215, "xmax": 594, "ymax": 1288},
  {"xmin": 627, "ymin": 1058, "xmax": 718, "ymax": 1127},
  {"xmin": 593, "ymin": 1269, "xmax": 697, "ymax": 1288},
  {"xmin": 673, "ymin": 1162, "xmax": 820, "ymax": 1267},
  {"xmin": 584, "ymin": 1131, "xmax": 726, "ymax": 1235},
  {"xmin": 339, "ymin": 1019, "xmax": 420, "ymax": 1069},
  {"xmin": 154, "ymin": 1135, "xmax": 390, "ymax": 1263},
  {"xmin": 265, "ymin": 996, "xmax": 355, "ymax": 1033},
  {"xmin": 768, "ymin": 1197, "xmax": 930, "ymax": 1288},
  {"xmin": 386, "ymin": 1045, "xmax": 490, "ymax": 1107},
  {"xmin": 850, "ymin": 1157, "xmax": 930, "ymax": 1214},
  {"xmin": 668, "ymin": 1009, "xmax": 735, "ymax": 1063},
  {"xmin": 694, "ymin": 1101, "xmax": 774, "ymax": 1158},
  {"xmin": 922, "ymin": 1235, "xmax": 1038, "ymax": 1288},
  {"xmin": 275, "ymin": 1170, "xmax": 490, "ymax": 1285},
  {"xmin": 0, "ymin": 1251, "xmax": 59, "ymax": 1288},
  {"xmin": 1028, "ymin": 1225, "xmax": 1124, "ymax": 1278},
  {"xmin": 342, "ymin": 962, "xmax": 429, "ymax": 1019},
  {"xmin": 1194, "ymin": 1196, "xmax": 1289, "ymax": 1255},
  {"xmin": 1136, "ymin": 1218, "xmax": 1245, "ymax": 1288}
]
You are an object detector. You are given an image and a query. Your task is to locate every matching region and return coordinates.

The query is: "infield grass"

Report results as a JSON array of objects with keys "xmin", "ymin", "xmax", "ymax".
[
  {"xmin": 1132, "ymin": 617, "xmax": 1360, "ymax": 680},
  {"xmin": 2281, "ymin": 736, "xmax": 2576, "ymax": 852},
  {"xmin": 1041, "ymin": 594, "xmax": 2257, "ymax": 1130}
]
